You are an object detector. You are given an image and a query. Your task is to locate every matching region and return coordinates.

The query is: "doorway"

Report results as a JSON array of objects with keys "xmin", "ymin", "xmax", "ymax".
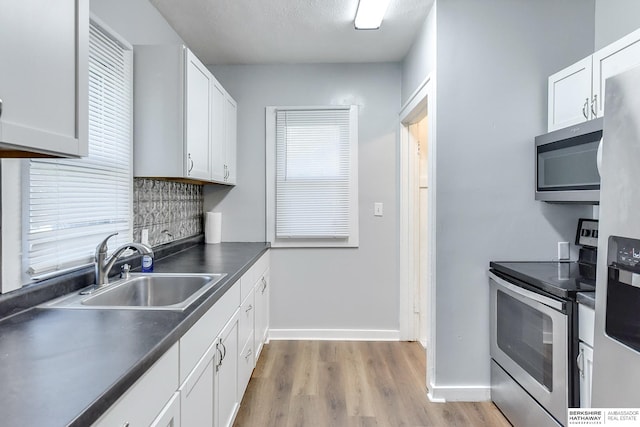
[
  {"xmin": 409, "ymin": 115, "xmax": 428, "ymax": 346},
  {"xmin": 399, "ymin": 74, "xmax": 437, "ymax": 399}
]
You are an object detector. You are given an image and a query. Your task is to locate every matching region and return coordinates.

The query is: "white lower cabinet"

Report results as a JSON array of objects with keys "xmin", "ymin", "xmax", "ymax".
[
  {"xmin": 151, "ymin": 392, "xmax": 181, "ymax": 427},
  {"xmin": 254, "ymin": 267, "xmax": 270, "ymax": 361},
  {"xmin": 578, "ymin": 342, "xmax": 594, "ymax": 409},
  {"xmin": 215, "ymin": 311, "xmax": 240, "ymax": 427},
  {"xmin": 92, "ymin": 344, "xmax": 179, "ymax": 427},
  {"xmin": 94, "ymin": 250, "xmax": 270, "ymax": 427},
  {"xmin": 578, "ymin": 303, "xmax": 595, "ymax": 408}
]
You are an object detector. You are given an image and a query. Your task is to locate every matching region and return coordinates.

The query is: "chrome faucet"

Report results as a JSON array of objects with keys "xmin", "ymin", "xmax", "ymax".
[{"xmin": 94, "ymin": 233, "xmax": 153, "ymax": 288}]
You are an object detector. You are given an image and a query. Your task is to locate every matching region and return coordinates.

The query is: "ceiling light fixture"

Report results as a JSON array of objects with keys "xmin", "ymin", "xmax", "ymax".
[{"xmin": 354, "ymin": 0, "xmax": 391, "ymax": 30}]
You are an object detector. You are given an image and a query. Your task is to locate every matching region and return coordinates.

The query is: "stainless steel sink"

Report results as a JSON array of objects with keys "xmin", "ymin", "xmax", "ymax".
[{"xmin": 42, "ymin": 273, "xmax": 226, "ymax": 311}]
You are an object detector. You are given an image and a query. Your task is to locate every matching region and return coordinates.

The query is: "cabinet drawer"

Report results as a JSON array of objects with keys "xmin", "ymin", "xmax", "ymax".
[
  {"xmin": 179, "ymin": 280, "xmax": 240, "ymax": 382},
  {"xmin": 579, "ymin": 303, "xmax": 595, "ymax": 347},
  {"xmin": 241, "ymin": 252, "xmax": 270, "ymax": 300},
  {"xmin": 238, "ymin": 335, "xmax": 254, "ymax": 398},
  {"xmin": 93, "ymin": 343, "xmax": 179, "ymax": 427}
]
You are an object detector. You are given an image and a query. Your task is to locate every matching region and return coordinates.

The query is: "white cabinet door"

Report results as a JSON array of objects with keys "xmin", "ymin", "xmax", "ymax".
[
  {"xmin": 215, "ymin": 310, "xmax": 240, "ymax": 427},
  {"xmin": 93, "ymin": 344, "xmax": 179, "ymax": 427},
  {"xmin": 150, "ymin": 392, "xmax": 181, "ymax": 427},
  {"xmin": 211, "ymin": 82, "xmax": 226, "ymax": 182},
  {"xmin": 578, "ymin": 342, "xmax": 594, "ymax": 408},
  {"xmin": 254, "ymin": 268, "xmax": 270, "ymax": 361},
  {"xmin": 224, "ymin": 96, "xmax": 237, "ymax": 185},
  {"xmin": 548, "ymin": 56, "xmax": 593, "ymax": 131},
  {"xmin": 185, "ymin": 50, "xmax": 212, "ymax": 181},
  {"xmin": 0, "ymin": 0, "xmax": 88, "ymax": 157},
  {"xmin": 180, "ymin": 340, "xmax": 216, "ymax": 427},
  {"xmin": 593, "ymin": 27, "xmax": 640, "ymax": 118}
]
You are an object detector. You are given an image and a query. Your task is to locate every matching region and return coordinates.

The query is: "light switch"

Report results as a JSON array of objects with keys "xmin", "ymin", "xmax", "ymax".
[
  {"xmin": 141, "ymin": 229, "xmax": 149, "ymax": 245},
  {"xmin": 374, "ymin": 202, "xmax": 383, "ymax": 217}
]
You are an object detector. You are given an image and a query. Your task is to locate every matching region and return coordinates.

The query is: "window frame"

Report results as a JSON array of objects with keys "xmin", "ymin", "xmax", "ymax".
[{"xmin": 265, "ymin": 105, "xmax": 359, "ymax": 248}]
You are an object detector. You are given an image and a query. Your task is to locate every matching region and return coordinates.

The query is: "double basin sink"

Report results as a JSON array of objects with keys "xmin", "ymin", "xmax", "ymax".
[{"xmin": 43, "ymin": 273, "xmax": 226, "ymax": 311}]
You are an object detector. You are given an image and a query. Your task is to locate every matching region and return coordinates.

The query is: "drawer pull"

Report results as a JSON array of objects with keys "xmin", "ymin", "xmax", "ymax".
[
  {"xmin": 245, "ymin": 348, "xmax": 253, "ymax": 360},
  {"xmin": 245, "ymin": 304, "xmax": 253, "ymax": 313}
]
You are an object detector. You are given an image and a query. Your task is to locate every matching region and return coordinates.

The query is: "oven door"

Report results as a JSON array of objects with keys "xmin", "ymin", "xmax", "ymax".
[{"xmin": 489, "ymin": 272, "xmax": 568, "ymax": 426}]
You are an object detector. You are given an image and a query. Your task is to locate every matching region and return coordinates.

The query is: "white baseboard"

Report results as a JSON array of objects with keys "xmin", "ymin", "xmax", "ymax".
[
  {"xmin": 427, "ymin": 382, "xmax": 491, "ymax": 402},
  {"xmin": 268, "ymin": 329, "xmax": 400, "ymax": 341}
]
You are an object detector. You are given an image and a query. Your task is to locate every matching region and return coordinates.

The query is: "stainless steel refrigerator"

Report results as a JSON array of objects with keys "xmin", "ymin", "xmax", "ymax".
[{"xmin": 592, "ymin": 65, "xmax": 640, "ymax": 407}]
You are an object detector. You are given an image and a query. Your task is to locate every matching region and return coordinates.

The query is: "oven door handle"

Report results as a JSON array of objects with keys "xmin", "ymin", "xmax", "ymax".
[{"xmin": 489, "ymin": 272, "xmax": 564, "ymax": 311}]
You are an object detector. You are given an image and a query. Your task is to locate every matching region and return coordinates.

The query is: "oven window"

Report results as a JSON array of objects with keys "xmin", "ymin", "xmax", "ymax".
[{"xmin": 497, "ymin": 290, "xmax": 553, "ymax": 391}]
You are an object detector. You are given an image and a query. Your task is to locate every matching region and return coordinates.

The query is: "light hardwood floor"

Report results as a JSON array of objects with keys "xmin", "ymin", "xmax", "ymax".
[{"xmin": 233, "ymin": 341, "xmax": 511, "ymax": 427}]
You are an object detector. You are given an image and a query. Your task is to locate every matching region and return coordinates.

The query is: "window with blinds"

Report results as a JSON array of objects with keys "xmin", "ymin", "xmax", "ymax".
[
  {"xmin": 266, "ymin": 106, "xmax": 359, "ymax": 247},
  {"xmin": 24, "ymin": 20, "xmax": 133, "ymax": 278}
]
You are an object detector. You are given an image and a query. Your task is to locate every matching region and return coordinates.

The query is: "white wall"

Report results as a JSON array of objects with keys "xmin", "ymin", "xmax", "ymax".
[
  {"xmin": 90, "ymin": 0, "xmax": 183, "ymax": 44},
  {"xmin": 206, "ymin": 63, "xmax": 401, "ymax": 336},
  {"xmin": 595, "ymin": 0, "xmax": 640, "ymax": 50},
  {"xmin": 432, "ymin": 0, "xmax": 595, "ymax": 397},
  {"xmin": 401, "ymin": 3, "xmax": 436, "ymax": 106}
]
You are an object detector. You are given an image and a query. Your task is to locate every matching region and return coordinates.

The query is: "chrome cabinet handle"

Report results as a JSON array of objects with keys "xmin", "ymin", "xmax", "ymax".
[
  {"xmin": 591, "ymin": 95, "xmax": 598, "ymax": 117},
  {"xmin": 582, "ymin": 98, "xmax": 589, "ymax": 120},
  {"xmin": 188, "ymin": 154, "xmax": 194, "ymax": 174},
  {"xmin": 245, "ymin": 304, "xmax": 253, "ymax": 313},
  {"xmin": 215, "ymin": 342, "xmax": 223, "ymax": 371},
  {"xmin": 0, "ymin": 98, "xmax": 3, "ymax": 118},
  {"xmin": 245, "ymin": 348, "xmax": 252, "ymax": 361},
  {"xmin": 261, "ymin": 276, "xmax": 267, "ymax": 293},
  {"xmin": 577, "ymin": 349, "xmax": 584, "ymax": 378},
  {"xmin": 123, "ymin": 423, "xmax": 130, "ymax": 427},
  {"xmin": 221, "ymin": 341, "xmax": 227, "ymax": 360}
]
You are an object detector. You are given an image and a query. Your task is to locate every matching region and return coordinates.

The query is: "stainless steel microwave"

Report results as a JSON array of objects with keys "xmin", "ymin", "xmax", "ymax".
[{"xmin": 535, "ymin": 118, "xmax": 603, "ymax": 203}]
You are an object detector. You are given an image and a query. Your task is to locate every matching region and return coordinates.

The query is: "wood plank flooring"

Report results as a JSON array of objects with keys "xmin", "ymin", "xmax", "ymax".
[{"xmin": 233, "ymin": 341, "xmax": 511, "ymax": 427}]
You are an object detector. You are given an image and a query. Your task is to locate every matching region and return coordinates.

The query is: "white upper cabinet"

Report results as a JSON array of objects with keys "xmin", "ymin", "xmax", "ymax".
[
  {"xmin": 549, "ymin": 27, "xmax": 640, "ymax": 131},
  {"xmin": 224, "ymin": 95, "xmax": 238, "ymax": 185},
  {"xmin": 211, "ymin": 82, "xmax": 227, "ymax": 183},
  {"xmin": 210, "ymin": 80, "xmax": 237, "ymax": 185},
  {"xmin": 134, "ymin": 45, "xmax": 236, "ymax": 185},
  {"xmin": 0, "ymin": 0, "xmax": 88, "ymax": 157},
  {"xmin": 548, "ymin": 56, "xmax": 593, "ymax": 131},
  {"xmin": 185, "ymin": 50, "xmax": 212, "ymax": 181},
  {"xmin": 592, "ymin": 27, "xmax": 640, "ymax": 118}
]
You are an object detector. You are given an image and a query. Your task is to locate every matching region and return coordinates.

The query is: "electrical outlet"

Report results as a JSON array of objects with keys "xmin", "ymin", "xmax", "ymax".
[{"xmin": 558, "ymin": 241, "xmax": 569, "ymax": 260}]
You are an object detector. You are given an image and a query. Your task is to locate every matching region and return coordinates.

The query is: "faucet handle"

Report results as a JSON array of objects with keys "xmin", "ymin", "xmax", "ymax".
[{"xmin": 95, "ymin": 232, "xmax": 119, "ymax": 258}]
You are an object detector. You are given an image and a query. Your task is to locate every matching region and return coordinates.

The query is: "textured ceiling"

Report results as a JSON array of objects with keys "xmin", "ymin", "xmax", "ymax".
[{"xmin": 149, "ymin": 0, "xmax": 433, "ymax": 65}]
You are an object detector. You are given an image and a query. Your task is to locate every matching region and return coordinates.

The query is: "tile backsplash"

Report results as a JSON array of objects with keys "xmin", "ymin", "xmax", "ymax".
[{"xmin": 133, "ymin": 178, "xmax": 203, "ymax": 247}]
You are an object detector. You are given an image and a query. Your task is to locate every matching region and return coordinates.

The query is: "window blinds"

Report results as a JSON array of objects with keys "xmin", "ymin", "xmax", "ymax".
[
  {"xmin": 275, "ymin": 109, "xmax": 352, "ymax": 238},
  {"xmin": 26, "ymin": 22, "xmax": 133, "ymax": 277}
]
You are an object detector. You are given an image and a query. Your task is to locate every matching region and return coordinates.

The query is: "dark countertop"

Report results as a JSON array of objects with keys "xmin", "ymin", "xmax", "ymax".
[
  {"xmin": 0, "ymin": 242, "xmax": 269, "ymax": 427},
  {"xmin": 577, "ymin": 291, "xmax": 596, "ymax": 309}
]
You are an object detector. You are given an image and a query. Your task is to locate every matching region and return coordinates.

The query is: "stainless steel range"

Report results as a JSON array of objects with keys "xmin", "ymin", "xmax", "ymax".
[{"xmin": 489, "ymin": 219, "xmax": 598, "ymax": 427}]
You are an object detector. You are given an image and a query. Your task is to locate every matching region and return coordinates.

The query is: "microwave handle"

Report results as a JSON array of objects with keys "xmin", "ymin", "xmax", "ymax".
[{"xmin": 489, "ymin": 271, "xmax": 564, "ymax": 311}]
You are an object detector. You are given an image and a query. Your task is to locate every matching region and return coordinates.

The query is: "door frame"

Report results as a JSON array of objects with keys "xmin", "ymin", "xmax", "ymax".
[{"xmin": 398, "ymin": 73, "xmax": 437, "ymax": 396}]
